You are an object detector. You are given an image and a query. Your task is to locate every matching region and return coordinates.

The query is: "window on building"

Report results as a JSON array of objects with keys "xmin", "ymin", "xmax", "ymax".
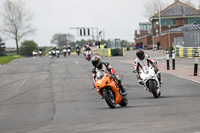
[
  {"xmin": 184, "ymin": 18, "xmax": 189, "ymax": 25},
  {"xmin": 141, "ymin": 24, "xmax": 147, "ymax": 30},
  {"xmin": 185, "ymin": 18, "xmax": 200, "ymax": 25},
  {"xmin": 161, "ymin": 19, "xmax": 177, "ymax": 26},
  {"xmin": 172, "ymin": 19, "xmax": 177, "ymax": 26}
]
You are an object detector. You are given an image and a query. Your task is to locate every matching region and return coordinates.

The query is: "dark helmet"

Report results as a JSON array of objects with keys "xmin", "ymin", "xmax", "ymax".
[
  {"xmin": 136, "ymin": 49, "xmax": 145, "ymax": 60},
  {"xmin": 91, "ymin": 56, "xmax": 102, "ymax": 69}
]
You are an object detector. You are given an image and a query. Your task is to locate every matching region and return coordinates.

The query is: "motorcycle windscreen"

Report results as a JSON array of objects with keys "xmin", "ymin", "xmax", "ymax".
[
  {"xmin": 96, "ymin": 71, "xmax": 105, "ymax": 80},
  {"xmin": 142, "ymin": 66, "xmax": 150, "ymax": 74}
]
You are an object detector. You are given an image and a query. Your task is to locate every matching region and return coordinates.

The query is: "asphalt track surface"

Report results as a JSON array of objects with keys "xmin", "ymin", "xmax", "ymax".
[{"xmin": 0, "ymin": 51, "xmax": 200, "ymax": 133}]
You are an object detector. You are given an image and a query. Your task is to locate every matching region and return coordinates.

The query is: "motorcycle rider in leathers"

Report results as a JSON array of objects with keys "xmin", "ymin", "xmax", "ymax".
[
  {"xmin": 91, "ymin": 55, "xmax": 127, "ymax": 96},
  {"xmin": 134, "ymin": 49, "xmax": 163, "ymax": 85}
]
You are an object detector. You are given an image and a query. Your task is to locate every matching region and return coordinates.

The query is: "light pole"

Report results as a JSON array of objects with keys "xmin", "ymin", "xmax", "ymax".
[{"xmin": 159, "ymin": 0, "xmax": 161, "ymax": 35}]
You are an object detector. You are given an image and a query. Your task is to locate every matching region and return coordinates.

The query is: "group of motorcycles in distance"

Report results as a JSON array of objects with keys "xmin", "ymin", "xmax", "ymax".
[
  {"xmin": 32, "ymin": 44, "xmax": 92, "ymax": 61},
  {"xmin": 32, "ymin": 49, "xmax": 43, "ymax": 58},
  {"xmin": 48, "ymin": 46, "xmax": 73, "ymax": 58}
]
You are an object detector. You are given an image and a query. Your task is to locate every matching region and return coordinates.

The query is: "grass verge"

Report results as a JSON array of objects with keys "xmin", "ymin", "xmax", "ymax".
[{"xmin": 0, "ymin": 55, "xmax": 22, "ymax": 65}]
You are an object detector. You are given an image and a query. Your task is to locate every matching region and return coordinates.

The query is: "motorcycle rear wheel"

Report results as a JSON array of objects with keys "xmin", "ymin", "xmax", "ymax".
[
  {"xmin": 103, "ymin": 89, "xmax": 116, "ymax": 109},
  {"xmin": 149, "ymin": 80, "xmax": 159, "ymax": 98}
]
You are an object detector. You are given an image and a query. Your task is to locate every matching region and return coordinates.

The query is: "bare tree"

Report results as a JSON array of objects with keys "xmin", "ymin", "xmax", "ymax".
[
  {"xmin": 143, "ymin": 0, "xmax": 196, "ymax": 18},
  {"xmin": 143, "ymin": 0, "xmax": 169, "ymax": 18},
  {"xmin": 180, "ymin": 0, "xmax": 195, "ymax": 8},
  {"xmin": 51, "ymin": 34, "xmax": 75, "ymax": 48},
  {"xmin": 0, "ymin": 0, "xmax": 35, "ymax": 55}
]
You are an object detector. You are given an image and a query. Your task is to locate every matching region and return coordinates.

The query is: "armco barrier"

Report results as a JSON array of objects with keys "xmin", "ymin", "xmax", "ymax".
[
  {"xmin": 187, "ymin": 47, "xmax": 193, "ymax": 58},
  {"xmin": 175, "ymin": 47, "xmax": 200, "ymax": 58},
  {"xmin": 97, "ymin": 48, "xmax": 112, "ymax": 57}
]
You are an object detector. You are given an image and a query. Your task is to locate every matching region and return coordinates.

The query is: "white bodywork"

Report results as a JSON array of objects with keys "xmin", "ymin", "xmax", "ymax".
[
  {"xmin": 140, "ymin": 66, "xmax": 160, "ymax": 94},
  {"xmin": 63, "ymin": 49, "xmax": 67, "ymax": 52}
]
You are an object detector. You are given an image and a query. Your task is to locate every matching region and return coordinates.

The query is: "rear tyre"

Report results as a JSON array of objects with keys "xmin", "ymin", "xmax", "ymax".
[
  {"xmin": 119, "ymin": 96, "xmax": 128, "ymax": 107},
  {"xmin": 103, "ymin": 89, "xmax": 116, "ymax": 109},
  {"xmin": 149, "ymin": 80, "xmax": 158, "ymax": 98}
]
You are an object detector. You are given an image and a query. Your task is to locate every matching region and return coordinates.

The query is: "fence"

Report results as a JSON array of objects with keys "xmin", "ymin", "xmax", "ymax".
[
  {"xmin": 174, "ymin": 47, "xmax": 200, "ymax": 58},
  {"xmin": 97, "ymin": 48, "xmax": 112, "ymax": 57}
]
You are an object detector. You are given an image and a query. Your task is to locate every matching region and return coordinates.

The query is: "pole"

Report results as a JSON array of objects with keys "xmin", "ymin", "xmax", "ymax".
[
  {"xmin": 159, "ymin": 0, "xmax": 161, "ymax": 35},
  {"xmin": 172, "ymin": 49, "xmax": 175, "ymax": 70},
  {"xmin": 194, "ymin": 52, "xmax": 199, "ymax": 76},
  {"xmin": 166, "ymin": 50, "xmax": 170, "ymax": 70}
]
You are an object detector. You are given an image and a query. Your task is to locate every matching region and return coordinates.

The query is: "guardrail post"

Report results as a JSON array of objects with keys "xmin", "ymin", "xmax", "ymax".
[
  {"xmin": 172, "ymin": 49, "xmax": 175, "ymax": 70},
  {"xmin": 194, "ymin": 52, "xmax": 198, "ymax": 76},
  {"xmin": 166, "ymin": 50, "xmax": 170, "ymax": 70}
]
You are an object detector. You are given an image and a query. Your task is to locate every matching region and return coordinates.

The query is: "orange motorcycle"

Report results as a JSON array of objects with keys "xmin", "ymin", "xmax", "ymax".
[{"xmin": 94, "ymin": 71, "xmax": 128, "ymax": 109}]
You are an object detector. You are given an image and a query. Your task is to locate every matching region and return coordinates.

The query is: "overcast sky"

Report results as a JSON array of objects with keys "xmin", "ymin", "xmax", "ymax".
[{"xmin": 0, "ymin": 0, "xmax": 200, "ymax": 48}]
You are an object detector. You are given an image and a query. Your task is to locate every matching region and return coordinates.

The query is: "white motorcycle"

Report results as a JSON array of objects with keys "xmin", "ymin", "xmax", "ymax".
[
  {"xmin": 56, "ymin": 50, "xmax": 60, "ymax": 58},
  {"xmin": 86, "ymin": 50, "xmax": 92, "ymax": 61},
  {"xmin": 67, "ymin": 49, "xmax": 71, "ymax": 56},
  {"xmin": 133, "ymin": 62, "xmax": 161, "ymax": 98},
  {"xmin": 63, "ymin": 49, "xmax": 67, "ymax": 57}
]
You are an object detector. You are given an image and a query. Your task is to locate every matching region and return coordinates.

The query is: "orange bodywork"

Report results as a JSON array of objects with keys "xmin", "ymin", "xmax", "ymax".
[{"xmin": 95, "ymin": 73, "xmax": 121, "ymax": 104}]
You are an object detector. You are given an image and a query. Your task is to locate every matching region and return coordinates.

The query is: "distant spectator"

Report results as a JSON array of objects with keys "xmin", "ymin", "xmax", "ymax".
[
  {"xmin": 135, "ymin": 43, "xmax": 138, "ymax": 50},
  {"xmin": 104, "ymin": 43, "xmax": 107, "ymax": 48},
  {"xmin": 97, "ymin": 41, "xmax": 100, "ymax": 48},
  {"xmin": 157, "ymin": 42, "xmax": 160, "ymax": 50}
]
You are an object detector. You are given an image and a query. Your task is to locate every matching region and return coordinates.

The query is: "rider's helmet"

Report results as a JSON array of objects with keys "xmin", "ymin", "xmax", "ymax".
[
  {"xmin": 136, "ymin": 49, "xmax": 145, "ymax": 60},
  {"xmin": 63, "ymin": 45, "xmax": 66, "ymax": 48},
  {"xmin": 91, "ymin": 55, "xmax": 102, "ymax": 69}
]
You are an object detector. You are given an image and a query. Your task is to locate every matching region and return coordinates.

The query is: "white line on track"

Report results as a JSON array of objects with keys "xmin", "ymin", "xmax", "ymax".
[{"xmin": 75, "ymin": 61, "xmax": 78, "ymax": 65}]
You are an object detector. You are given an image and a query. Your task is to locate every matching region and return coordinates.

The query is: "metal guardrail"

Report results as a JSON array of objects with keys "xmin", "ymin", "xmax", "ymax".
[{"xmin": 174, "ymin": 47, "xmax": 200, "ymax": 58}]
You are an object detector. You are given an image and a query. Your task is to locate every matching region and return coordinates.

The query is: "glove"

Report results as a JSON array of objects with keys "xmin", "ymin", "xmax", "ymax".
[
  {"xmin": 103, "ymin": 62, "xmax": 109, "ymax": 67},
  {"xmin": 154, "ymin": 65, "xmax": 159, "ymax": 72},
  {"xmin": 109, "ymin": 74, "xmax": 114, "ymax": 79}
]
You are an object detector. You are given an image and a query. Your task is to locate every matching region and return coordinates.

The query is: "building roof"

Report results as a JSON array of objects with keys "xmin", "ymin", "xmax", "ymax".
[
  {"xmin": 161, "ymin": 27, "xmax": 183, "ymax": 34},
  {"xmin": 150, "ymin": 1, "xmax": 200, "ymax": 20},
  {"xmin": 161, "ymin": 23, "xmax": 200, "ymax": 34},
  {"xmin": 181, "ymin": 23, "xmax": 200, "ymax": 31},
  {"xmin": 139, "ymin": 22, "xmax": 152, "ymax": 25}
]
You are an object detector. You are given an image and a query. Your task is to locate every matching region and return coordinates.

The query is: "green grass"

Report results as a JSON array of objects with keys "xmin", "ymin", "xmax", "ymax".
[{"xmin": 0, "ymin": 55, "xmax": 21, "ymax": 65}]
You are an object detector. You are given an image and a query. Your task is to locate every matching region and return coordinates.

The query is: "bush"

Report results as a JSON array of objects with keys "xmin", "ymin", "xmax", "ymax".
[{"xmin": 20, "ymin": 40, "xmax": 38, "ymax": 56}]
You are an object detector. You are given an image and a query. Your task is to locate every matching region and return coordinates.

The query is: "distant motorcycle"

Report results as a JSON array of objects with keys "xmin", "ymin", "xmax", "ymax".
[
  {"xmin": 51, "ymin": 50, "xmax": 56, "ymax": 57},
  {"xmin": 32, "ymin": 51, "xmax": 37, "ymax": 58},
  {"xmin": 86, "ymin": 50, "xmax": 92, "ymax": 61},
  {"xmin": 38, "ymin": 51, "xmax": 42, "ymax": 57},
  {"xmin": 56, "ymin": 50, "xmax": 60, "ymax": 58},
  {"xmin": 93, "ymin": 70, "xmax": 128, "ymax": 109},
  {"xmin": 63, "ymin": 49, "xmax": 67, "ymax": 57},
  {"xmin": 76, "ymin": 49, "xmax": 80, "ymax": 56},
  {"xmin": 133, "ymin": 62, "xmax": 161, "ymax": 98},
  {"xmin": 67, "ymin": 49, "xmax": 71, "ymax": 56},
  {"xmin": 48, "ymin": 51, "xmax": 52, "ymax": 58}
]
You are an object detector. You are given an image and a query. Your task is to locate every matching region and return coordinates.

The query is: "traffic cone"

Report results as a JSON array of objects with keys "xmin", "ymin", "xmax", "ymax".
[{"xmin": 163, "ymin": 52, "xmax": 165, "ymax": 55}]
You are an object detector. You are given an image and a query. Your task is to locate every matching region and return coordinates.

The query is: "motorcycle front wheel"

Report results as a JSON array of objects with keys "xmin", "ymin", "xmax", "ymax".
[
  {"xmin": 103, "ymin": 89, "xmax": 116, "ymax": 109},
  {"xmin": 149, "ymin": 80, "xmax": 159, "ymax": 98}
]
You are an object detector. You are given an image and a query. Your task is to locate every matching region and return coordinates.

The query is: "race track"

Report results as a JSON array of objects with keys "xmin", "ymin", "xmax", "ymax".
[{"xmin": 0, "ymin": 52, "xmax": 200, "ymax": 133}]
